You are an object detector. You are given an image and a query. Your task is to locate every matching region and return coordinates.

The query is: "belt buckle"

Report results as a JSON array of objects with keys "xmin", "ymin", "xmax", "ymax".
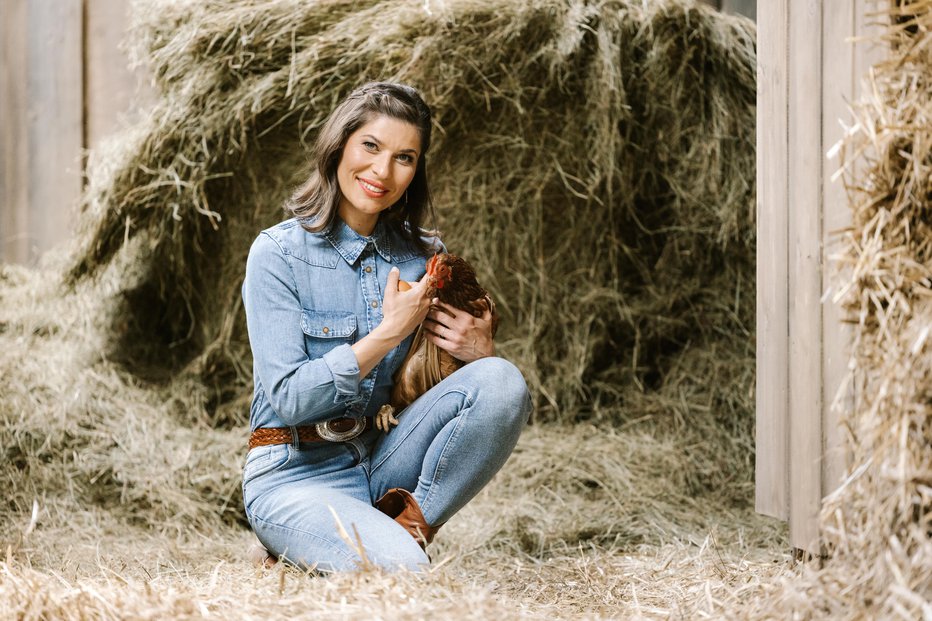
[{"xmin": 315, "ymin": 417, "xmax": 366, "ymax": 442}]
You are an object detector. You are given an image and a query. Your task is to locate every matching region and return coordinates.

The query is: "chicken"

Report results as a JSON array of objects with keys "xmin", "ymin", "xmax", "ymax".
[{"xmin": 376, "ymin": 253, "xmax": 498, "ymax": 432}]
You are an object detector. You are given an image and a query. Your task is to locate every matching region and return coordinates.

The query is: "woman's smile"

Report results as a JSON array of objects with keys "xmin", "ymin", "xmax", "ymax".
[{"xmin": 357, "ymin": 176, "xmax": 389, "ymax": 197}]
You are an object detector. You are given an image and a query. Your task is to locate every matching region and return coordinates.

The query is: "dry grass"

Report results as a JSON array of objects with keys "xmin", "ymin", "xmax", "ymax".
[{"xmin": 0, "ymin": 250, "xmax": 788, "ymax": 619}]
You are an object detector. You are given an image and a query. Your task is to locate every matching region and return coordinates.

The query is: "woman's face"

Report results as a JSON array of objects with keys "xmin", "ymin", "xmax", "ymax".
[{"xmin": 336, "ymin": 114, "xmax": 421, "ymax": 236}]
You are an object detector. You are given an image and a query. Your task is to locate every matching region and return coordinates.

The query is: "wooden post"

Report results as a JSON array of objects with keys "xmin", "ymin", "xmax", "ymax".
[
  {"xmin": 755, "ymin": 0, "xmax": 790, "ymax": 521},
  {"xmin": 821, "ymin": 0, "xmax": 858, "ymax": 509},
  {"xmin": 787, "ymin": 0, "xmax": 824, "ymax": 554}
]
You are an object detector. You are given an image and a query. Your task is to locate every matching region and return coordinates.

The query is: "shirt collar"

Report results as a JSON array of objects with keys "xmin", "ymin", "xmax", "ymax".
[{"xmin": 324, "ymin": 217, "xmax": 393, "ymax": 265}]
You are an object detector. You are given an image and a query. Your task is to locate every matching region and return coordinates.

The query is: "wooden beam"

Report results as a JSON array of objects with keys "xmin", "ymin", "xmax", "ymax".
[
  {"xmin": 787, "ymin": 0, "xmax": 823, "ymax": 554},
  {"xmin": 755, "ymin": 0, "xmax": 790, "ymax": 520}
]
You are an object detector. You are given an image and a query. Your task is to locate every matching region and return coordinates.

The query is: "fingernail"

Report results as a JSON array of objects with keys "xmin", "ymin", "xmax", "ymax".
[{"xmin": 391, "ymin": 267, "xmax": 399, "ymax": 273}]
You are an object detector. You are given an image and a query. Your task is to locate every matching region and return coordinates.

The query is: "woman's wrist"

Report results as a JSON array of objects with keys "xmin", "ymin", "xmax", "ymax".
[
  {"xmin": 369, "ymin": 319, "xmax": 406, "ymax": 347},
  {"xmin": 351, "ymin": 323, "xmax": 403, "ymax": 378}
]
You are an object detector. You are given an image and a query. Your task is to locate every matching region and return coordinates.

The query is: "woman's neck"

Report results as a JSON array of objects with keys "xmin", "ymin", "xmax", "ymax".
[{"xmin": 338, "ymin": 206, "xmax": 378, "ymax": 237}]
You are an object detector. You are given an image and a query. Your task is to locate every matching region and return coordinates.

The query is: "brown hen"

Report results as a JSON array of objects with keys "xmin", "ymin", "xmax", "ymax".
[{"xmin": 376, "ymin": 253, "xmax": 498, "ymax": 431}]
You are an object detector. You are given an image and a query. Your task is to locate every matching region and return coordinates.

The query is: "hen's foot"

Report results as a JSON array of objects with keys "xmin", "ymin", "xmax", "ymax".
[{"xmin": 376, "ymin": 404, "xmax": 400, "ymax": 432}]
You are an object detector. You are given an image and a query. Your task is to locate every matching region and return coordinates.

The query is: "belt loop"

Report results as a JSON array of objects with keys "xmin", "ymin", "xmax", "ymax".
[{"xmin": 289, "ymin": 425, "xmax": 300, "ymax": 449}]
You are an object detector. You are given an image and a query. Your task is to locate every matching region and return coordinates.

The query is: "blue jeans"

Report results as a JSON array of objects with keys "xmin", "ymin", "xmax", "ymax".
[{"xmin": 242, "ymin": 357, "xmax": 532, "ymax": 572}]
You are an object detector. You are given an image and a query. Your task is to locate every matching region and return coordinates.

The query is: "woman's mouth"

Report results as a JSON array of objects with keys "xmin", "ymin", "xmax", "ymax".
[{"xmin": 357, "ymin": 177, "xmax": 389, "ymax": 198}]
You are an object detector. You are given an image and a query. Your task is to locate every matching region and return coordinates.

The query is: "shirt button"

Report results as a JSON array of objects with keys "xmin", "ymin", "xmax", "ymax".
[
  {"xmin": 371, "ymin": 301, "xmax": 379, "ymax": 309},
  {"xmin": 322, "ymin": 326, "xmax": 330, "ymax": 334},
  {"xmin": 364, "ymin": 266, "xmax": 372, "ymax": 273}
]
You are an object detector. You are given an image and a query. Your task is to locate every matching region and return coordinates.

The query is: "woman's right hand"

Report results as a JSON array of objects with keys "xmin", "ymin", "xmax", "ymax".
[
  {"xmin": 377, "ymin": 267, "xmax": 431, "ymax": 344},
  {"xmin": 351, "ymin": 267, "xmax": 430, "ymax": 379}
]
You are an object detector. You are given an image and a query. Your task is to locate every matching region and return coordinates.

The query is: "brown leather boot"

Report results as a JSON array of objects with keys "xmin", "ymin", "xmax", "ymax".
[
  {"xmin": 247, "ymin": 539, "xmax": 277, "ymax": 569},
  {"xmin": 375, "ymin": 488, "xmax": 442, "ymax": 549}
]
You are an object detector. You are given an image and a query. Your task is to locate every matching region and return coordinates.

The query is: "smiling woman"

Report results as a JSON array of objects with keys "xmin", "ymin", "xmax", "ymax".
[{"xmin": 240, "ymin": 82, "xmax": 532, "ymax": 572}]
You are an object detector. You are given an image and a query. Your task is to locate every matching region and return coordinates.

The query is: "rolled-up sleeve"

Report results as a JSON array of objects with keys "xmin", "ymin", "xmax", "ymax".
[
  {"xmin": 322, "ymin": 344, "xmax": 360, "ymax": 397},
  {"xmin": 243, "ymin": 233, "xmax": 361, "ymax": 426}
]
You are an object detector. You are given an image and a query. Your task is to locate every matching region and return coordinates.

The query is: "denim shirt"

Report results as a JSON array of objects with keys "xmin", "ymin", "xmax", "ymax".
[{"xmin": 242, "ymin": 216, "xmax": 442, "ymax": 430}]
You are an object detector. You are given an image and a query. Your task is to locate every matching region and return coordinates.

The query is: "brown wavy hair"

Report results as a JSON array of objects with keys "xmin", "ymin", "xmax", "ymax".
[{"xmin": 288, "ymin": 81, "xmax": 437, "ymax": 253}]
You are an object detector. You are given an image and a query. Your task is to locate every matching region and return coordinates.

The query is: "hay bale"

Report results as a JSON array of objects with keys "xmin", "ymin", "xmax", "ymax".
[
  {"xmin": 69, "ymin": 0, "xmax": 756, "ymax": 429},
  {"xmin": 815, "ymin": 2, "xmax": 932, "ymax": 615}
]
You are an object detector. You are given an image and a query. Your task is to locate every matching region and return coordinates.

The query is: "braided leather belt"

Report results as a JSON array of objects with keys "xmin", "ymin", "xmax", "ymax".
[{"xmin": 248, "ymin": 417, "xmax": 372, "ymax": 449}]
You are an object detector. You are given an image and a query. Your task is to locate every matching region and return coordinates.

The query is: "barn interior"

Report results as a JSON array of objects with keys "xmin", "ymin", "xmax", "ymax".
[{"xmin": 0, "ymin": 1, "xmax": 927, "ymax": 618}]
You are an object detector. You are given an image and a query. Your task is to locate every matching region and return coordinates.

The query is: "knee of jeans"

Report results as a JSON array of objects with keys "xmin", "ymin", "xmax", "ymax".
[
  {"xmin": 366, "ymin": 538, "xmax": 431, "ymax": 572},
  {"xmin": 469, "ymin": 357, "xmax": 532, "ymax": 422}
]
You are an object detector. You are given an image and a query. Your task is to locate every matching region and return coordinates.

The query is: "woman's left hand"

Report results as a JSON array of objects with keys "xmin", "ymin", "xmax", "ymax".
[{"xmin": 423, "ymin": 299, "xmax": 495, "ymax": 362}]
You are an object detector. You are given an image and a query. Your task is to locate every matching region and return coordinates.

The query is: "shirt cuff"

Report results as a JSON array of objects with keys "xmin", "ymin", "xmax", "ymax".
[{"xmin": 322, "ymin": 344, "xmax": 361, "ymax": 399}]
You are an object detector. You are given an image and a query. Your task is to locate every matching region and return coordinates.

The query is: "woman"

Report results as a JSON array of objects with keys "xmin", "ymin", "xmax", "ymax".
[{"xmin": 241, "ymin": 82, "xmax": 532, "ymax": 572}]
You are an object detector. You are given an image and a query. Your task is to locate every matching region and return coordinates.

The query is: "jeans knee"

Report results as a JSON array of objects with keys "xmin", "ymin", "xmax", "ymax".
[
  {"xmin": 468, "ymin": 357, "xmax": 532, "ymax": 424},
  {"xmin": 358, "ymin": 532, "xmax": 430, "ymax": 572}
]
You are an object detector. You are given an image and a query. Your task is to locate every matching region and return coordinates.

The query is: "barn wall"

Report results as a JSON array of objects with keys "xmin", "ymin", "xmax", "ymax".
[
  {"xmin": 699, "ymin": 0, "xmax": 756, "ymax": 19},
  {"xmin": 756, "ymin": 0, "xmax": 886, "ymax": 553},
  {"xmin": 0, "ymin": 0, "xmax": 148, "ymax": 266},
  {"xmin": 0, "ymin": 0, "xmax": 30, "ymax": 264}
]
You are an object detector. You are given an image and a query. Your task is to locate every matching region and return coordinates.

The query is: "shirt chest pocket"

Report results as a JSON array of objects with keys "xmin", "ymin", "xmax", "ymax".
[{"xmin": 301, "ymin": 309, "xmax": 358, "ymax": 360}]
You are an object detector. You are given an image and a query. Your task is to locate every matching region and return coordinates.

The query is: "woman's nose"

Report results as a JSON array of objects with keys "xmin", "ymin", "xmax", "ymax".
[{"xmin": 371, "ymin": 154, "xmax": 392, "ymax": 178}]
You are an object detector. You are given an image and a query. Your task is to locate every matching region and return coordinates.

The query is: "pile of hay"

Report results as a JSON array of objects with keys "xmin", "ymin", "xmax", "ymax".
[
  {"xmin": 74, "ymin": 0, "xmax": 757, "ymax": 427},
  {"xmin": 1, "ymin": 0, "xmax": 778, "ymax": 618}
]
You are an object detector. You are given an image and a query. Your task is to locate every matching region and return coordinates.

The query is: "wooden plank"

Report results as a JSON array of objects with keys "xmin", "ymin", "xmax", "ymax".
[
  {"xmin": 820, "ymin": 0, "xmax": 856, "ymax": 504},
  {"xmin": 26, "ymin": 0, "xmax": 84, "ymax": 264},
  {"xmin": 755, "ymin": 0, "xmax": 790, "ymax": 520},
  {"xmin": 0, "ymin": 0, "xmax": 29, "ymax": 264},
  {"xmin": 85, "ymin": 0, "xmax": 149, "ymax": 150},
  {"xmin": 787, "ymin": 0, "xmax": 824, "ymax": 554}
]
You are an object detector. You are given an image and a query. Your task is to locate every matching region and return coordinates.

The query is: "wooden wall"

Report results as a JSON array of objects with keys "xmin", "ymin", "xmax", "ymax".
[
  {"xmin": 0, "ymin": 0, "xmax": 148, "ymax": 265},
  {"xmin": 756, "ymin": 0, "xmax": 885, "ymax": 553},
  {"xmin": 699, "ymin": 0, "xmax": 756, "ymax": 20}
]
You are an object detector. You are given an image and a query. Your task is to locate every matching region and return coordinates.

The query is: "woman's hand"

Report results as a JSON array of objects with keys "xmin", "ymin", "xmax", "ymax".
[
  {"xmin": 378, "ymin": 267, "xmax": 432, "ymax": 343},
  {"xmin": 352, "ymin": 267, "xmax": 431, "ymax": 379},
  {"xmin": 423, "ymin": 299, "xmax": 495, "ymax": 362}
]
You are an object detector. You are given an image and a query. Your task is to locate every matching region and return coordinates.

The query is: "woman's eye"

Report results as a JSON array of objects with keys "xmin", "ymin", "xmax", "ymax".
[
  {"xmin": 362, "ymin": 141, "xmax": 377, "ymax": 150},
  {"xmin": 396, "ymin": 154, "xmax": 414, "ymax": 164}
]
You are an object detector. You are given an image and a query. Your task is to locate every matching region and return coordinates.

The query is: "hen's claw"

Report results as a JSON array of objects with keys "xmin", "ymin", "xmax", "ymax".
[{"xmin": 376, "ymin": 404, "xmax": 400, "ymax": 432}]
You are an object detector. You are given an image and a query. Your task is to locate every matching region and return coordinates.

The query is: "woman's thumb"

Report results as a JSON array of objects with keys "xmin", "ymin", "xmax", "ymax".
[{"xmin": 386, "ymin": 266, "xmax": 400, "ymax": 291}]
